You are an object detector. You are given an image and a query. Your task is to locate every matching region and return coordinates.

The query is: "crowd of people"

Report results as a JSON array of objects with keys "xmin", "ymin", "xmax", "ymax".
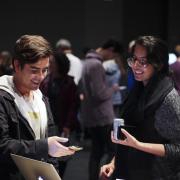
[{"xmin": 0, "ymin": 34, "xmax": 179, "ymax": 180}]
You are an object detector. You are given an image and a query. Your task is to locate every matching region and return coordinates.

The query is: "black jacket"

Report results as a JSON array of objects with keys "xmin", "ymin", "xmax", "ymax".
[
  {"xmin": 113, "ymin": 76, "xmax": 180, "ymax": 180},
  {"xmin": 0, "ymin": 89, "xmax": 57, "ymax": 180}
]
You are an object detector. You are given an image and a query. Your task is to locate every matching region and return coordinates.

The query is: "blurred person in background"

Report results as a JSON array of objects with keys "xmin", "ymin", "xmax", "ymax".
[
  {"xmin": 40, "ymin": 52, "xmax": 79, "ymax": 177},
  {"xmin": 56, "ymin": 38, "xmax": 83, "ymax": 85},
  {"xmin": 80, "ymin": 38, "xmax": 122, "ymax": 180},
  {"xmin": 170, "ymin": 44, "xmax": 180, "ymax": 94},
  {"xmin": 0, "ymin": 50, "xmax": 14, "ymax": 76},
  {"xmin": 103, "ymin": 49, "xmax": 125, "ymax": 117}
]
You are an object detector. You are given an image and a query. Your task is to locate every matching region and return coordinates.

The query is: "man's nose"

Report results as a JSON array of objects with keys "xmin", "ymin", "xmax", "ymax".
[{"xmin": 39, "ymin": 71, "xmax": 46, "ymax": 80}]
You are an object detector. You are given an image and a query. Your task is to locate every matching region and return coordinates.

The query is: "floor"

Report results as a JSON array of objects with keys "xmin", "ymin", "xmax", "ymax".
[
  {"xmin": 63, "ymin": 149, "xmax": 90, "ymax": 180},
  {"xmin": 63, "ymin": 137, "xmax": 90, "ymax": 180}
]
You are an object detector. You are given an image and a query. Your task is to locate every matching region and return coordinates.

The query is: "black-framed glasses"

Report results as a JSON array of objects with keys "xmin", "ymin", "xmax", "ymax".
[{"xmin": 127, "ymin": 56, "xmax": 149, "ymax": 68}]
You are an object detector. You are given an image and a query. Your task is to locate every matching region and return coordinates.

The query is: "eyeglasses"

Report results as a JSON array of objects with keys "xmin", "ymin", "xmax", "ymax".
[{"xmin": 127, "ymin": 56, "xmax": 149, "ymax": 68}]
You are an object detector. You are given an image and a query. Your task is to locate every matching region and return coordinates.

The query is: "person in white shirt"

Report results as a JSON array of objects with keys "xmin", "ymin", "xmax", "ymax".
[{"xmin": 56, "ymin": 38, "xmax": 83, "ymax": 85}]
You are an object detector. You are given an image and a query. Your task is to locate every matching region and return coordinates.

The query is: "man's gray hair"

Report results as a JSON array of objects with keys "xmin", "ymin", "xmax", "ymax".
[{"xmin": 56, "ymin": 38, "xmax": 71, "ymax": 48}]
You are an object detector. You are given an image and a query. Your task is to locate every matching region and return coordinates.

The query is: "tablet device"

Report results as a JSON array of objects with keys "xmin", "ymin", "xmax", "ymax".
[{"xmin": 11, "ymin": 154, "xmax": 61, "ymax": 180}]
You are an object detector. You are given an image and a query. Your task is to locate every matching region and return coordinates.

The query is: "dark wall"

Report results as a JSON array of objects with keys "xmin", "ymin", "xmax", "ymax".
[
  {"xmin": 168, "ymin": 0, "xmax": 180, "ymax": 52},
  {"xmin": 0, "ymin": 0, "xmax": 179, "ymax": 56},
  {"xmin": 84, "ymin": 0, "xmax": 123, "ymax": 50},
  {"xmin": 0, "ymin": 0, "xmax": 85, "ymax": 56},
  {"xmin": 122, "ymin": 0, "xmax": 168, "ymax": 49},
  {"xmin": 0, "ymin": 0, "xmax": 123, "ymax": 57}
]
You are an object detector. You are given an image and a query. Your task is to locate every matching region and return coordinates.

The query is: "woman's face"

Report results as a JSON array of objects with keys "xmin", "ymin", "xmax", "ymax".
[{"xmin": 131, "ymin": 44, "xmax": 155, "ymax": 86}]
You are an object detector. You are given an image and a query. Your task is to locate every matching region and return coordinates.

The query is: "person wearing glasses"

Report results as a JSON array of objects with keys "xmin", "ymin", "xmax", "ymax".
[{"xmin": 99, "ymin": 36, "xmax": 180, "ymax": 180}]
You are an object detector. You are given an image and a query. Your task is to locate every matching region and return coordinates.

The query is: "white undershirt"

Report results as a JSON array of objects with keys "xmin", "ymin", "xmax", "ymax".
[
  {"xmin": 14, "ymin": 91, "xmax": 47, "ymax": 139},
  {"xmin": 0, "ymin": 75, "xmax": 48, "ymax": 139}
]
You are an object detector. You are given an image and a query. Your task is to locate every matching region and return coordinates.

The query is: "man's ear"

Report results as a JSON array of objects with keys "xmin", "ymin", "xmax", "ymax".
[{"xmin": 13, "ymin": 59, "xmax": 21, "ymax": 72}]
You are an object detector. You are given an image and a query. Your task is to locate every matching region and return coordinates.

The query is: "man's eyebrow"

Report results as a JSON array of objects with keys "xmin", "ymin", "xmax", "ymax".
[
  {"xmin": 29, "ymin": 66, "xmax": 48, "ymax": 69},
  {"xmin": 30, "ymin": 66, "xmax": 39, "ymax": 69},
  {"xmin": 133, "ymin": 55, "xmax": 147, "ymax": 58}
]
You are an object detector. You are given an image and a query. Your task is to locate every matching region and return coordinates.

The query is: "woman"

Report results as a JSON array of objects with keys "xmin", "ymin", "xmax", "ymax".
[{"xmin": 100, "ymin": 36, "xmax": 180, "ymax": 180}]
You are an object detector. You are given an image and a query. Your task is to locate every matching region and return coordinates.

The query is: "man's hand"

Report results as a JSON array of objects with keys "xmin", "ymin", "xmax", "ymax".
[{"xmin": 48, "ymin": 136, "xmax": 75, "ymax": 157}]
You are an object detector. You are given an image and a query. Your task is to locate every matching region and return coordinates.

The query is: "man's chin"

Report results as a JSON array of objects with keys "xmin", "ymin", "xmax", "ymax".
[{"xmin": 31, "ymin": 85, "xmax": 40, "ymax": 90}]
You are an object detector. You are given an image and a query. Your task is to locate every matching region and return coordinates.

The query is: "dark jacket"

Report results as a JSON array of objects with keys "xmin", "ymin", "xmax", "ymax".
[
  {"xmin": 40, "ymin": 74, "xmax": 79, "ymax": 133},
  {"xmin": 80, "ymin": 51, "xmax": 114, "ymax": 127},
  {"xmin": 113, "ymin": 76, "xmax": 180, "ymax": 180},
  {"xmin": 0, "ymin": 89, "xmax": 57, "ymax": 180}
]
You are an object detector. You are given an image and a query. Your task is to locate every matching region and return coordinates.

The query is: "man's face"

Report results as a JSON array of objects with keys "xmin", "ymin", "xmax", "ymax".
[{"xmin": 14, "ymin": 57, "xmax": 49, "ymax": 92}]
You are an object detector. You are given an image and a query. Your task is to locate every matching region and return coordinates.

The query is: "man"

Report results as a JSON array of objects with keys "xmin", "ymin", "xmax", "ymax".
[
  {"xmin": 0, "ymin": 35, "xmax": 74, "ymax": 179},
  {"xmin": 56, "ymin": 38, "xmax": 83, "ymax": 85},
  {"xmin": 80, "ymin": 38, "xmax": 123, "ymax": 180}
]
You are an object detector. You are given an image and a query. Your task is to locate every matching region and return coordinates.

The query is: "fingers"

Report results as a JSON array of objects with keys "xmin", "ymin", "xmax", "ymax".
[
  {"xmin": 48, "ymin": 136, "xmax": 75, "ymax": 157},
  {"xmin": 99, "ymin": 167, "xmax": 108, "ymax": 179},
  {"xmin": 53, "ymin": 144, "xmax": 75, "ymax": 157},
  {"xmin": 121, "ymin": 128, "xmax": 134, "ymax": 140},
  {"xmin": 121, "ymin": 128, "xmax": 129, "ymax": 136},
  {"xmin": 100, "ymin": 165, "xmax": 113, "ymax": 179},
  {"xmin": 55, "ymin": 141, "xmax": 72, "ymax": 151},
  {"xmin": 106, "ymin": 168, "xmax": 113, "ymax": 177},
  {"xmin": 111, "ymin": 129, "xmax": 127, "ymax": 144},
  {"xmin": 54, "ymin": 136, "xmax": 69, "ymax": 143}
]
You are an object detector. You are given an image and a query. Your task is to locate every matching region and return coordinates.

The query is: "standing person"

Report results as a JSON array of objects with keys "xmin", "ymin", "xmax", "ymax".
[
  {"xmin": 170, "ymin": 57, "xmax": 180, "ymax": 95},
  {"xmin": 80, "ymin": 38, "xmax": 123, "ymax": 180},
  {"xmin": 103, "ymin": 58, "xmax": 122, "ymax": 117},
  {"xmin": 170, "ymin": 45, "xmax": 180, "ymax": 95},
  {"xmin": 40, "ymin": 52, "xmax": 79, "ymax": 177},
  {"xmin": 0, "ymin": 50, "xmax": 14, "ymax": 76},
  {"xmin": 56, "ymin": 38, "xmax": 83, "ymax": 85},
  {"xmin": 0, "ymin": 35, "xmax": 74, "ymax": 180},
  {"xmin": 100, "ymin": 36, "xmax": 180, "ymax": 180}
]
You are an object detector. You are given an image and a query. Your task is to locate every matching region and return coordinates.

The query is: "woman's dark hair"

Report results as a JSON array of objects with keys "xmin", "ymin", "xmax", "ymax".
[
  {"xmin": 132, "ymin": 36, "xmax": 169, "ymax": 75},
  {"xmin": 54, "ymin": 52, "xmax": 70, "ymax": 75}
]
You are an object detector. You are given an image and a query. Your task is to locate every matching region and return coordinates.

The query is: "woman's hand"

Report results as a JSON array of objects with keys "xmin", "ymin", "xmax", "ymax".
[
  {"xmin": 111, "ymin": 129, "xmax": 165, "ymax": 157},
  {"xmin": 111, "ymin": 129, "xmax": 140, "ymax": 149},
  {"xmin": 99, "ymin": 161, "xmax": 115, "ymax": 180}
]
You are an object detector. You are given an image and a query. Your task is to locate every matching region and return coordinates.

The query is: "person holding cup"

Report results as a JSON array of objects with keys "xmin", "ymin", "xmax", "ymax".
[{"xmin": 100, "ymin": 36, "xmax": 180, "ymax": 180}]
